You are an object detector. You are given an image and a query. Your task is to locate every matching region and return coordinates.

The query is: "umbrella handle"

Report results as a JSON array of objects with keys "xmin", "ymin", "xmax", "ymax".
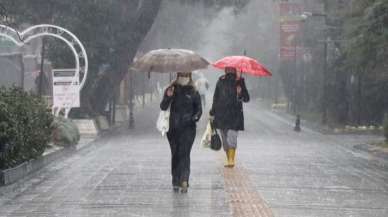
[
  {"xmin": 237, "ymin": 70, "xmax": 243, "ymax": 80},
  {"xmin": 148, "ymin": 66, "xmax": 153, "ymax": 79}
]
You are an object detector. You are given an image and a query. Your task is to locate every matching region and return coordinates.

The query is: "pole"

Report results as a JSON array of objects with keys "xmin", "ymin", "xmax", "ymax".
[
  {"xmin": 321, "ymin": 0, "xmax": 329, "ymax": 125},
  {"xmin": 299, "ymin": 20, "xmax": 306, "ymax": 114},
  {"xmin": 149, "ymin": 77, "xmax": 153, "ymax": 103},
  {"xmin": 18, "ymin": 54, "xmax": 24, "ymax": 89},
  {"xmin": 293, "ymin": 30, "xmax": 298, "ymax": 114},
  {"xmin": 142, "ymin": 73, "xmax": 145, "ymax": 108},
  {"xmin": 112, "ymin": 93, "xmax": 116, "ymax": 125},
  {"xmin": 38, "ymin": 38, "xmax": 46, "ymax": 97},
  {"xmin": 301, "ymin": 33, "xmax": 306, "ymax": 113},
  {"xmin": 108, "ymin": 99, "xmax": 112, "ymax": 125},
  {"xmin": 357, "ymin": 74, "xmax": 362, "ymax": 125},
  {"xmin": 286, "ymin": 65, "xmax": 291, "ymax": 113},
  {"xmin": 301, "ymin": 55, "xmax": 306, "ymax": 110},
  {"xmin": 322, "ymin": 39, "xmax": 328, "ymax": 125},
  {"xmin": 128, "ymin": 69, "xmax": 135, "ymax": 129}
]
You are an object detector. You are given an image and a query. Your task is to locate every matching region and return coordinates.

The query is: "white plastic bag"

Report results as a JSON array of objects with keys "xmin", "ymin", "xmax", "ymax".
[
  {"xmin": 156, "ymin": 108, "xmax": 170, "ymax": 136},
  {"xmin": 200, "ymin": 121, "xmax": 212, "ymax": 148}
]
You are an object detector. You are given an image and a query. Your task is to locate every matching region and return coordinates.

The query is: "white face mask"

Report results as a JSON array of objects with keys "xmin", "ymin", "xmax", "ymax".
[{"xmin": 177, "ymin": 77, "xmax": 190, "ymax": 86}]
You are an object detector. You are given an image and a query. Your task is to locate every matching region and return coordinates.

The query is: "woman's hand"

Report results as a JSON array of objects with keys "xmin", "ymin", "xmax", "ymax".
[{"xmin": 166, "ymin": 86, "xmax": 175, "ymax": 97}]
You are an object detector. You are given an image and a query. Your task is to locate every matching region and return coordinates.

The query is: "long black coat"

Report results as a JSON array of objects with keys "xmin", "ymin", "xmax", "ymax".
[
  {"xmin": 210, "ymin": 73, "xmax": 250, "ymax": 131},
  {"xmin": 160, "ymin": 84, "xmax": 202, "ymax": 131}
]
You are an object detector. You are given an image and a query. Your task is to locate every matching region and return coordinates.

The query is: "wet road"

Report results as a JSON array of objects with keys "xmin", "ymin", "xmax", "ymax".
[
  {"xmin": 241, "ymin": 104, "xmax": 388, "ymax": 217},
  {"xmin": 0, "ymin": 101, "xmax": 387, "ymax": 217}
]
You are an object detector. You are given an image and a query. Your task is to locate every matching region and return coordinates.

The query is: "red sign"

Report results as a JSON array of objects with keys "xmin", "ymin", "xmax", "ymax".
[
  {"xmin": 280, "ymin": 21, "xmax": 301, "ymax": 46},
  {"xmin": 279, "ymin": 2, "xmax": 304, "ymax": 61},
  {"xmin": 280, "ymin": 20, "xmax": 302, "ymax": 60}
]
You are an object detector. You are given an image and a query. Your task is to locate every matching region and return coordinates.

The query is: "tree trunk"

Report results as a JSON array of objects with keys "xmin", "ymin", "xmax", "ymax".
[{"xmin": 88, "ymin": 0, "xmax": 162, "ymax": 115}]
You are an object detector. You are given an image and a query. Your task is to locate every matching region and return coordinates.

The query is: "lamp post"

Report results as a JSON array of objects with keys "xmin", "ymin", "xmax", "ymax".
[
  {"xmin": 128, "ymin": 68, "xmax": 135, "ymax": 129},
  {"xmin": 301, "ymin": 11, "xmax": 329, "ymax": 125},
  {"xmin": 293, "ymin": 29, "xmax": 298, "ymax": 114},
  {"xmin": 289, "ymin": 13, "xmax": 309, "ymax": 116},
  {"xmin": 38, "ymin": 38, "xmax": 46, "ymax": 97}
]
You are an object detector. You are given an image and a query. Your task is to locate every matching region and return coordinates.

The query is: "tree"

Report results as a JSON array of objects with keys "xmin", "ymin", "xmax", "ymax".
[
  {"xmin": 292, "ymin": 0, "xmax": 388, "ymax": 126},
  {"xmin": 1, "ymin": 0, "xmax": 250, "ymax": 116},
  {"xmin": 340, "ymin": 0, "xmax": 388, "ymax": 124},
  {"xmin": 1, "ymin": 0, "xmax": 163, "ymax": 114},
  {"xmin": 300, "ymin": 0, "xmax": 388, "ymax": 126}
]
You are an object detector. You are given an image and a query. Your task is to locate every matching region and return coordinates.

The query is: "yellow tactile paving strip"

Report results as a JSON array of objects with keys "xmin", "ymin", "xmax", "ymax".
[{"xmin": 223, "ymin": 166, "xmax": 274, "ymax": 217}]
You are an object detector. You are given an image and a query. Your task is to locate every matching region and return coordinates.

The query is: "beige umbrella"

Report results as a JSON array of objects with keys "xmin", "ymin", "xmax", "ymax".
[{"xmin": 132, "ymin": 49, "xmax": 210, "ymax": 73}]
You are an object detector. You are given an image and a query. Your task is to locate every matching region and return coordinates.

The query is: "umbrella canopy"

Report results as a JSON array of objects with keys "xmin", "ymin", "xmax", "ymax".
[
  {"xmin": 133, "ymin": 49, "xmax": 210, "ymax": 73},
  {"xmin": 213, "ymin": 56, "xmax": 272, "ymax": 77}
]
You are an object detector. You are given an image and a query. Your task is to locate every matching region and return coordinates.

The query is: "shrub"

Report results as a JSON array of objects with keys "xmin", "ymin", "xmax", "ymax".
[
  {"xmin": 0, "ymin": 87, "xmax": 53, "ymax": 170},
  {"xmin": 384, "ymin": 113, "xmax": 388, "ymax": 142},
  {"xmin": 52, "ymin": 117, "xmax": 80, "ymax": 147}
]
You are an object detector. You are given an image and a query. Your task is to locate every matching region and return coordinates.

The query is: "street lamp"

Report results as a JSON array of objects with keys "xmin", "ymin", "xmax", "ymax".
[
  {"xmin": 128, "ymin": 68, "xmax": 135, "ymax": 129},
  {"xmin": 301, "ymin": 11, "xmax": 330, "ymax": 125},
  {"xmin": 301, "ymin": 12, "xmax": 327, "ymax": 20}
]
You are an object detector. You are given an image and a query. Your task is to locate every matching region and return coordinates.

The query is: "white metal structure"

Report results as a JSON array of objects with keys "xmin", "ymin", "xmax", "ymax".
[{"xmin": 0, "ymin": 24, "xmax": 88, "ymax": 117}]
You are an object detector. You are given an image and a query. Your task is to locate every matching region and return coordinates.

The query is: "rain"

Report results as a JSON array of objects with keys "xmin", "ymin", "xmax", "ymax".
[{"xmin": 0, "ymin": 0, "xmax": 387, "ymax": 217}]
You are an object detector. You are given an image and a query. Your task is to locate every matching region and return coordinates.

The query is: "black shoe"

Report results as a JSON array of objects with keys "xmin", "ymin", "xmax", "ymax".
[
  {"xmin": 173, "ymin": 185, "xmax": 180, "ymax": 192},
  {"xmin": 172, "ymin": 179, "xmax": 180, "ymax": 192}
]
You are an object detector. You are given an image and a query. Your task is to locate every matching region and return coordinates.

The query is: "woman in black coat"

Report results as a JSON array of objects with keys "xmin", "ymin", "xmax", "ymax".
[
  {"xmin": 210, "ymin": 67, "xmax": 250, "ymax": 168},
  {"xmin": 160, "ymin": 72, "xmax": 202, "ymax": 193}
]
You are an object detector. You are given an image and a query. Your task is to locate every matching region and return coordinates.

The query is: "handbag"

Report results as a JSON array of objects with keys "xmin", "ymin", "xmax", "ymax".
[
  {"xmin": 156, "ymin": 108, "xmax": 170, "ymax": 136},
  {"xmin": 210, "ymin": 122, "xmax": 222, "ymax": 151}
]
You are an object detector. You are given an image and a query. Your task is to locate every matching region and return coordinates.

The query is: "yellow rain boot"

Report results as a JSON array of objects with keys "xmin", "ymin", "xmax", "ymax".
[
  {"xmin": 227, "ymin": 149, "xmax": 236, "ymax": 168},
  {"xmin": 224, "ymin": 151, "xmax": 230, "ymax": 167}
]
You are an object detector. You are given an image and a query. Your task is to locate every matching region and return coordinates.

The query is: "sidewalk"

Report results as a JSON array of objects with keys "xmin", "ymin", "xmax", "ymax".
[
  {"xmin": 0, "ymin": 102, "xmax": 276, "ymax": 217},
  {"xmin": 0, "ymin": 109, "xmax": 229, "ymax": 217},
  {"xmin": 1, "ymin": 101, "xmax": 387, "ymax": 217}
]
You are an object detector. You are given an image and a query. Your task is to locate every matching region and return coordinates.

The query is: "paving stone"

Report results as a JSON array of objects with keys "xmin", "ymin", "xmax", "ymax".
[{"xmin": 0, "ymin": 103, "xmax": 387, "ymax": 217}]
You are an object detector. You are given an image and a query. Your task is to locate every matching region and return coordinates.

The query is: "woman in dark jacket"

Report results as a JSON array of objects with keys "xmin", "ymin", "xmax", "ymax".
[
  {"xmin": 160, "ymin": 72, "xmax": 202, "ymax": 193},
  {"xmin": 210, "ymin": 67, "xmax": 250, "ymax": 168}
]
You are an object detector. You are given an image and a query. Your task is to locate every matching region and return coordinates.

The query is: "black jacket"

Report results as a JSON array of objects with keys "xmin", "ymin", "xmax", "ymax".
[
  {"xmin": 210, "ymin": 73, "xmax": 250, "ymax": 131},
  {"xmin": 160, "ymin": 84, "xmax": 202, "ymax": 131}
]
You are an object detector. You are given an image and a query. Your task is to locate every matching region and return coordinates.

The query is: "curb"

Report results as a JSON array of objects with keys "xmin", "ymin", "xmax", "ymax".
[
  {"xmin": 272, "ymin": 109, "xmax": 383, "ymax": 136},
  {"xmin": 271, "ymin": 109, "xmax": 328, "ymax": 133},
  {"xmin": 0, "ymin": 146, "xmax": 76, "ymax": 186},
  {"xmin": 273, "ymin": 108, "xmax": 388, "ymax": 161},
  {"xmin": 353, "ymin": 144, "xmax": 388, "ymax": 162},
  {"xmin": 0, "ymin": 121, "xmax": 121, "ymax": 188}
]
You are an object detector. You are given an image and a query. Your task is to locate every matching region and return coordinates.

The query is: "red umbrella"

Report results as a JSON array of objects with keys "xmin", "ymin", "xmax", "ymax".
[{"xmin": 213, "ymin": 56, "xmax": 272, "ymax": 77}]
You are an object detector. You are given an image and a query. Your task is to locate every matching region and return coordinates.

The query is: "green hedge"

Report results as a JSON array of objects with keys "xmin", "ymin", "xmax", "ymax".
[
  {"xmin": 52, "ymin": 117, "xmax": 80, "ymax": 147},
  {"xmin": 0, "ymin": 87, "xmax": 53, "ymax": 170}
]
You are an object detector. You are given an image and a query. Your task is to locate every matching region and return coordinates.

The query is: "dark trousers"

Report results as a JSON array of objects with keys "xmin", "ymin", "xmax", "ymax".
[{"xmin": 167, "ymin": 126, "xmax": 196, "ymax": 186}]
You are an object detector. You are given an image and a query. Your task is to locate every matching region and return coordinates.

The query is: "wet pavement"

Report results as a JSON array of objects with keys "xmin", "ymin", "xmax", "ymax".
[
  {"xmin": 241, "ymin": 104, "xmax": 388, "ymax": 217},
  {"xmin": 0, "ymin": 101, "xmax": 387, "ymax": 217}
]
